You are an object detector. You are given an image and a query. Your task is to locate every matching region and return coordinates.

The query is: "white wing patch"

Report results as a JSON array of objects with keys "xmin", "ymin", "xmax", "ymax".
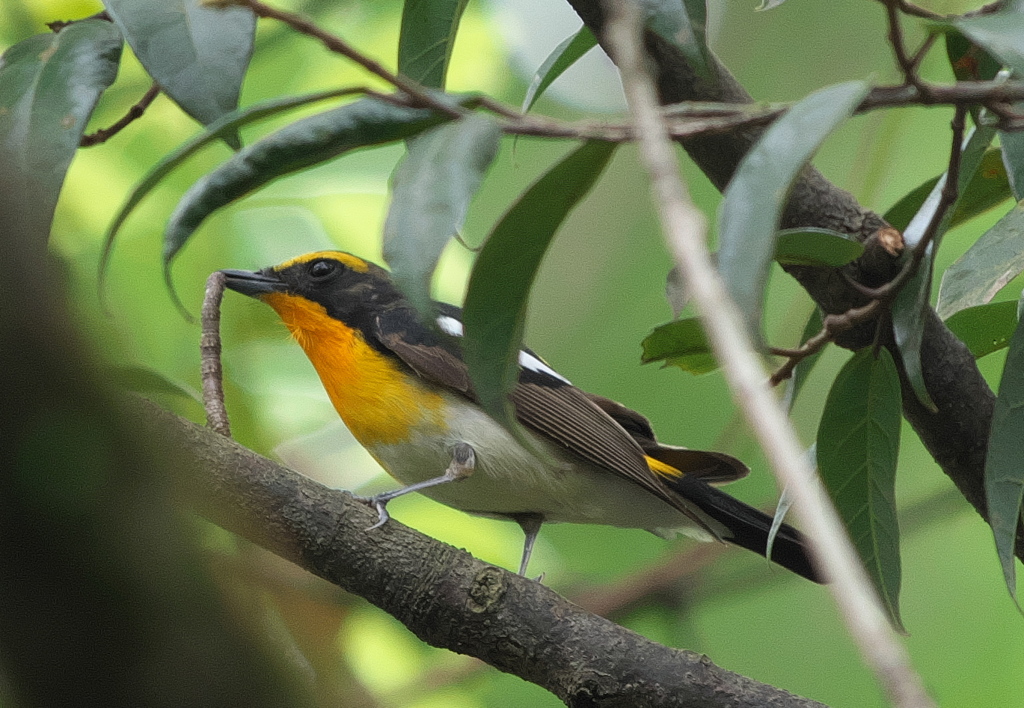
[{"xmin": 436, "ymin": 314, "xmax": 571, "ymax": 385}]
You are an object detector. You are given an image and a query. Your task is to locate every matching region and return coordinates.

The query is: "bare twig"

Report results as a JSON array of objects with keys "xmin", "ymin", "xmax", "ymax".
[
  {"xmin": 201, "ymin": 271, "xmax": 231, "ymax": 437},
  {"xmin": 237, "ymin": 0, "xmax": 463, "ymax": 118},
  {"xmin": 602, "ymin": 1, "xmax": 935, "ymax": 706},
  {"xmin": 80, "ymin": 83, "xmax": 161, "ymax": 147}
]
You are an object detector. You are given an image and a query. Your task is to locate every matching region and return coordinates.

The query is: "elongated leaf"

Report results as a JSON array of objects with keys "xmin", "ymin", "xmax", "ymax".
[
  {"xmin": 774, "ymin": 228, "xmax": 864, "ymax": 267},
  {"xmin": 718, "ymin": 80, "xmax": 870, "ymax": 339},
  {"xmin": 937, "ymin": 203, "xmax": 1024, "ymax": 319},
  {"xmin": 944, "ymin": 300, "xmax": 1019, "ymax": 358},
  {"xmin": 1001, "ymin": 133, "xmax": 1024, "ymax": 201},
  {"xmin": 164, "ymin": 98, "xmax": 457, "ymax": 264},
  {"xmin": 892, "ymin": 125, "xmax": 996, "ymax": 411},
  {"xmin": 885, "ymin": 148, "xmax": 1009, "ymax": 234},
  {"xmin": 110, "ymin": 365, "xmax": 201, "ymax": 403},
  {"xmin": 0, "ymin": 20, "xmax": 121, "ymax": 237},
  {"xmin": 641, "ymin": 317, "xmax": 717, "ymax": 375},
  {"xmin": 102, "ymin": 0, "xmax": 254, "ymax": 147},
  {"xmin": 946, "ymin": 29, "xmax": 1002, "ymax": 83},
  {"xmin": 644, "ymin": 0, "xmax": 710, "ymax": 78},
  {"xmin": 462, "ymin": 141, "xmax": 616, "ymax": 428},
  {"xmin": 383, "ymin": 114, "xmax": 501, "ymax": 315},
  {"xmin": 955, "ymin": 4, "xmax": 1024, "ymax": 77},
  {"xmin": 102, "ymin": 87, "xmax": 365, "ymax": 278},
  {"xmin": 985, "ymin": 314, "xmax": 1024, "ymax": 606},
  {"xmin": 781, "ymin": 307, "xmax": 825, "ymax": 411},
  {"xmin": 522, "ymin": 27, "xmax": 598, "ymax": 113},
  {"xmin": 817, "ymin": 347, "xmax": 904, "ymax": 630},
  {"xmin": 398, "ymin": 0, "xmax": 468, "ymax": 88}
]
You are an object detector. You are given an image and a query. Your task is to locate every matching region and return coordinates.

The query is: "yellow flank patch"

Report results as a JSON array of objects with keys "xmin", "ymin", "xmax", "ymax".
[
  {"xmin": 646, "ymin": 455, "xmax": 683, "ymax": 479},
  {"xmin": 275, "ymin": 250, "xmax": 370, "ymax": 273},
  {"xmin": 261, "ymin": 292, "xmax": 445, "ymax": 446}
]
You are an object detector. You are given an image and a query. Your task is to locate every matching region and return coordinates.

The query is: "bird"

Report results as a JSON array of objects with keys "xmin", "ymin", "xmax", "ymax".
[{"xmin": 220, "ymin": 250, "xmax": 820, "ymax": 582}]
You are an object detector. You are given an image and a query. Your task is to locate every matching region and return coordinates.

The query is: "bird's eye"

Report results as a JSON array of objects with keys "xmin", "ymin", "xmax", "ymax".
[{"xmin": 309, "ymin": 260, "xmax": 336, "ymax": 279}]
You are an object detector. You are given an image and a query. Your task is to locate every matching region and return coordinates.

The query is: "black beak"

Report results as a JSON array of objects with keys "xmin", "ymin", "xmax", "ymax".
[{"xmin": 220, "ymin": 269, "xmax": 287, "ymax": 299}]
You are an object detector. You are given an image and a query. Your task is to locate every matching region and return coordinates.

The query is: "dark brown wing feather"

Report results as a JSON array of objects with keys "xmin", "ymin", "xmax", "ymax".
[{"xmin": 371, "ymin": 306, "xmax": 716, "ymax": 534}]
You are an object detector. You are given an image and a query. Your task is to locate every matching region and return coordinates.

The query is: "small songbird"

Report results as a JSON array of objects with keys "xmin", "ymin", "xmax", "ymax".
[{"xmin": 221, "ymin": 250, "xmax": 820, "ymax": 582}]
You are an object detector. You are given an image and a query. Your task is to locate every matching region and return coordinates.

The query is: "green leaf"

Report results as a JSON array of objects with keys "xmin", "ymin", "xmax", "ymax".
[
  {"xmin": 946, "ymin": 29, "xmax": 1002, "ymax": 82},
  {"xmin": 1001, "ymin": 133, "xmax": 1024, "ymax": 202},
  {"xmin": 102, "ymin": 0, "xmax": 255, "ymax": 148},
  {"xmin": 398, "ymin": 0, "xmax": 468, "ymax": 89},
  {"xmin": 644, "ymin": 0, "xmax": 710, "ymax": 78},
  {"xmin": 102, "ymin": 88, "xmax": 366, "ymax": 279},
  {"xmin": 163, "ymin": 98, "xmax": 458, "ymax": 266},
  {"xmin": 0, "ymin": 20, "xmax": 122, "ymax": 237},
  {"xmin": 718, "ymin": 80, "xmax": 870, "ymax": 340},
  {"xmin": 944, "ymin": 300, "xmax": 1019, "ymax": 358},
  {"xmin": 937, "ymin": 203, "xmax": 1024, "ymax": 319},
  {"xmin": 383, "ymin": 114, "xmax": 501, "ymax": 316},
  {"xmin": 954, "ymin": 4, "xmax": 1024, "ymax": 78},
  {"xmin": 774, "ymin": 228, "xmax": 865, "ymax": 267},
  {"xmin": 755, "ymin": 0, "xmax": 790, "ymax": 10},
  {"xmin": 892, "ymin": 125, "xmax": 996, "ymax": 411},
  {"xmin": 462, "ymin": 141, "xmax": 616, "ymax": 429},
  {"xmin": 817, "ymin": 347, "xmax": 904, "ymax": 631},
  {"xmin": 641, "ymin": 317, "xmax": 718, "ymax": 375},
  {"xmin": 781, "ymin": 307, "xmax": 825, "ymax": 411},
  {"xmin": 109, "ymin": 365, "xmax": 201, "ymax": 403},
  {"xmin": 884, "ymin": 148, "xmax": 1010, "ymax": 233},
  {"xmin": 985, "ymin": 314, "xmax": 1024, "ymax": 607},
  {"xmin": 522, "ymin": 27, "xmax": 598, "ymax": 113}
]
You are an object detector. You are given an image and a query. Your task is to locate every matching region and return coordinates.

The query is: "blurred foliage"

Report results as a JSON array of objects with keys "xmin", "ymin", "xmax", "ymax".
[{"xmin": 4, "ymin": 0, "xmax": 1024, "ymax": 706}]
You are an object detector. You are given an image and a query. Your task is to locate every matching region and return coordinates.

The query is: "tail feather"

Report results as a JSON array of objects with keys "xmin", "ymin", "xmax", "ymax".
[{"xmin": 664, "ymin": 474, "xmax": 823, "ymax": 583}]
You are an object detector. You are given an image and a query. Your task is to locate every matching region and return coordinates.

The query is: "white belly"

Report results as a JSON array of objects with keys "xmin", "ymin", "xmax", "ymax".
[{"xmin": 366, "ymin": 396, "xmax": 721, "ymax": 539}]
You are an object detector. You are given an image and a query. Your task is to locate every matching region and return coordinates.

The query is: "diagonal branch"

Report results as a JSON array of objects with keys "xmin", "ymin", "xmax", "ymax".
[{"xmin": 145, "ymin": 401, "xmax": 827, "ymax": 708}]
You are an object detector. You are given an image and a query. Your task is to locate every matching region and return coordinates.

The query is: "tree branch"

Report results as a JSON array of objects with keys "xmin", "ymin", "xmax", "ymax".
[
  {"xmin": 562, "ymin": 0, "xmax": 1008, "ymax": 561},
  {"xmin": 144, "ymin": 401, "xmax": 827, "ymax": 708}
]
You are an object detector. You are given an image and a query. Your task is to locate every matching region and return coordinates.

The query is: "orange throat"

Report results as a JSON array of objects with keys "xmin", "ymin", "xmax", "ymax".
[{"xmin": 261, "ymin": 292, "xmax": 444, "ymax": 446}]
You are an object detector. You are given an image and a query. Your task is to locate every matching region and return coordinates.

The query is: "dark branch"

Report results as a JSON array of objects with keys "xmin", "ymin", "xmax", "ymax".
[
  {"xmin": 80, "ymin": 83, "xmax": 160, "ymax": 148},
  {"xmin": 145, "ymin": 401, "xmax": 827, "ymax": 708}
]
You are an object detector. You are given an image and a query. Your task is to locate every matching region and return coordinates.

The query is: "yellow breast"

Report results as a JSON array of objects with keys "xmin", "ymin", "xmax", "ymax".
[{"xmin": 261, "ymin": 292, "xmax": 445, "ymax": 446}]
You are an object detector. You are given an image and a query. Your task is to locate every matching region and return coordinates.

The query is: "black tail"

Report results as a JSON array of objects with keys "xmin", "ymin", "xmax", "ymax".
[{"xmin": 665, "ymin": 474, "xmax": 823, "ymax": 583}]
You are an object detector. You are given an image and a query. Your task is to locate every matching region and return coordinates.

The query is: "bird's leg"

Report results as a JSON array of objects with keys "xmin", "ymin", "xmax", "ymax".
[
  {"xmin": 511, "ymin": 513, "xmax": 544, "ymax": 577},
  {"xmin": 357, "ymin": 442, "xmax": 476, "ymax": 531}
]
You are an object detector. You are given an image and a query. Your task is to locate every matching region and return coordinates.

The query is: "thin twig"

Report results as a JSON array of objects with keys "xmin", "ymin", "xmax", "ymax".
[
  {"xmin": 883, "ymin": 0, "xmax": 928, "ymax": 92},
  {"xmin": 602, "ymin": 1, "xmax": 935, "ymax": 706},
  {"xmin": 80, "ymin": 83, "xmax": 161, "ymax": 147},
  {"xmin": 201, "ymin": 271, "xmax": 231, "ymax": 438},
  {"xmin": 237, "ymin": 0, "xmax": 463, "ymax": 118}
]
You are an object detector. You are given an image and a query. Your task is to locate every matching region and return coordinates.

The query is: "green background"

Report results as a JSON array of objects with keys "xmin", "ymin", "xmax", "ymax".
[{"xmin": 8, "ymin": 0, "xmax": 1024, "ymax": 705}]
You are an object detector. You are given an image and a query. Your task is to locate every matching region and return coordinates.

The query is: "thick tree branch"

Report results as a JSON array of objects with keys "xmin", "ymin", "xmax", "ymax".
[
  {"xmin": 146, "ymin": 401, "xmax": 826, "ymax": 708},
  {"xmin": 564, "ymin": 0, "xmax": 1007, "ymax": 559}
]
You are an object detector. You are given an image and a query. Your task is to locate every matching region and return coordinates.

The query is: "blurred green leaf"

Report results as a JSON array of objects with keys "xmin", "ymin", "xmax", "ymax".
[
  {"xmin": 884, "ymin": 148, "xmax": 1010, "ymax": 233},
  {"xmin": 102, "ymin": 87, "xmax": 365, "ymax": 278},
  {"xmin": 383, "ymin": 114, "xmax": 501, "ymax": 316},
  {"xmin": 1001, "ymin": 134, "xmax": 1024, "ymax": 201},
  {"xmin": 110, "ymin": 365, "xmax": 201, "ymax": 403},
  {"xmin": 718, "ymin": 80, "xmax": 869, "ymax": 340},
  {"xmin": 985, "ymin": 314, "xmax": 1024, "ymax": 608},
  {"xmin": 782, "ymin": 307, "xmax": 825, "ymax": 411},
  {"xmin": 0, "ymin": 20, "xmax": 121, "ymax": 237},
  {"xmin": 937, "ymin": 202, "xmax": 1024, "ymax": 319},
  {"xmin": 102, "ymin": 0, "xmax": 254, "ymax": 148},
  {"xmin": 522, "ymin": 26, "xmax": 597, "ymax": 113},
  {"xmin": 954, "ymin": 4, "xmax": 1024, "ymax": 77},
  {"xmin": 163, "ymin": 98, "xmax": 458, "ymax": 266},
  {"xmin": 893, "ymin": 125, "xmax": 996, "ymax": 411},
  {"xmin": 774, "ymin": 228, "xmax": 864, "ymax": 267},
  {"xmin": 946, "ymin": 29, "xmax": 1002, "ymax": 82},
  {"xmin": 944, "ymin": 300, "xmax": 1019, "ymax": 358},
  {"xmin": 398, "ymin": 0, "xmax": 468, "ymax": 88},
  {"xmin": 817, "ymin": 347, "xmax": 904, "ymax": 631},
  {"xmin": 641, "ymin": 317, "xmax": 718, "ymax": 375},
  {"xmin": 463, "ymin": 141, "xmax": 616, "ymax": 429},
  {"xmin": 644, "ymin": 0, "xmax": 710, "ymax": 78},
  {"xmin": 755, "ymin": 0, "xmax": 790, "ymax": 10}
]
